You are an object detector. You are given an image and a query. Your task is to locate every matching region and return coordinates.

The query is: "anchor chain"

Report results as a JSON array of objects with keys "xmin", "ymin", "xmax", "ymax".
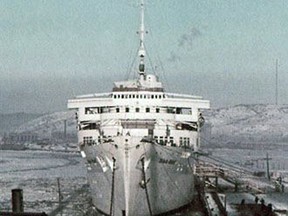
[
  {"xmin": 141, "ymin": 158, "xmax": 153, "ymax": 216},
  {"xmin": 110, "ymin": 157, "xmax": 116, "ymax": 216}
]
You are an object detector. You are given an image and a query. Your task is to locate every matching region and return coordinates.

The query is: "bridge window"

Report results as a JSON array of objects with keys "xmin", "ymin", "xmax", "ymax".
[
  {"xmin": 85, "ymin": 107, "xmax": 99, "ymax": 114},
  {"xmin": 116, "ymin": 108, "xmax": 120, "ymax": 113},
  {"xmin": 82, "ymin": 123, "xmax": 97, "ymax": 130},
  {"xmin": 125, "ymin": 107, "xmax": 129, "ymax": 113},
  {"xmin": 156, "ymin": 108, "xmax": 160, "ymax": 113},
  {"xmin": 146, "ymin": 108, "xmax": 150, "ymax": 113},
  {"xmin": 136, "ymin": 108, "xmax": 140, "ymax": 112}
]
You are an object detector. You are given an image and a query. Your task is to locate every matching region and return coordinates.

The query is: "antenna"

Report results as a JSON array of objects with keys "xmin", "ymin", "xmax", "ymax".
[
  {"xmin": 275, "ymin": 59, "xmax": 279, "ymax": 105},
  {"xmin": 138, "ymin": 0, "xmax": 146, "ymax": 80}
]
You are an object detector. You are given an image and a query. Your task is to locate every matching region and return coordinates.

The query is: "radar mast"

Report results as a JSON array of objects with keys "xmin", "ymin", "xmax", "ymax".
[{"xmin": 138, "ymin": 0, "xmax": 146, "ymax": 81}]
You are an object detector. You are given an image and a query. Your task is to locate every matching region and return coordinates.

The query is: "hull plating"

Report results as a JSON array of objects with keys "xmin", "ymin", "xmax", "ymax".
[{"xmin": 83, "ymin": 136, "xmax": 195, "ymax": 216}]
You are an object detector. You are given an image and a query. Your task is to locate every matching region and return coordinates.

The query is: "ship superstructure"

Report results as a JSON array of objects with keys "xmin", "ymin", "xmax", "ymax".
[{"xmin": 68, "ymin": 1, "xmax": 209, "ymax": 215}]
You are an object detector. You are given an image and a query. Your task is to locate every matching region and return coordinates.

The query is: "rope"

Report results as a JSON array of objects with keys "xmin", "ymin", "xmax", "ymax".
[
  {"xmin": 141, "ymin": 158, "xmax": 153, "ymax": 216},
  {"xmin": 125, "ymin": 48, "xmax": 139, "ymax": 80},
  {"xmin": 109, "ymin": 157, "xmax": 116, "ymax": 216}
]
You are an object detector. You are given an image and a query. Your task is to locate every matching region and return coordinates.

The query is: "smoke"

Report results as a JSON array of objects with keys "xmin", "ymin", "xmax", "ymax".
[
  {"xmin": 178, "ymin": 27, "xmax": 202, "ymax": 49},
  {"xmin": 167, "ymin": 27, "xmax": 203, "ymax": 63}
]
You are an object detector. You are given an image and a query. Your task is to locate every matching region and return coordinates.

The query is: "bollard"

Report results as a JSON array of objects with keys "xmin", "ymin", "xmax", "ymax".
[{"xmin": 12, "ymin": 188, "xmax": 24, "ymax": 213}]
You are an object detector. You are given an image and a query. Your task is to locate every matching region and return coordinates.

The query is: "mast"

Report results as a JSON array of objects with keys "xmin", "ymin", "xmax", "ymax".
[
  {"xmin": 275, "ymin": 59, "xmax": 278, "ymax": 105},
  {"xmin": 138, "ymin": 0, "xmax": 146, "ymax": 80}
]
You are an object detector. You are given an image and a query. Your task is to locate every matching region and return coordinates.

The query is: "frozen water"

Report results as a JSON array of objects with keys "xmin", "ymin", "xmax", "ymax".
[{"xmin": 0, "ymin": 150, "xmax": 86, "ymax": 214}]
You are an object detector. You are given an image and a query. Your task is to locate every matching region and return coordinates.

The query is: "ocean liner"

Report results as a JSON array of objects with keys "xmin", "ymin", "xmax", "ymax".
[{"xmin": 68, "ymin": 1, "xmax": 210, "ymax": 215}]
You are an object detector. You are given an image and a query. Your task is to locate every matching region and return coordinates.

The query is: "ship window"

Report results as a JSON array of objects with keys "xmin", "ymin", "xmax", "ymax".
[
  {"xmin": 176, "ymin": 108, "xmax": 182, "ymax": 114},
  {"xmin": 146, "ymin": 108, "xmax": 150, "ymax": 113},
  {"xmin": 156, "ymin": 108, "xmax": 160, "ymax": 113},
  {"xmin": 136, "ymin": 108, "xmax": 140, "ymax": 112},
  {"xmin": 148, "ymin": 129, "xmax": 153, "ymax": 135},
  {"xmin": 154, "ymin": 136, "xmax": 158, "ymax": 143},
  {"xmin": 144, "ymin": 95, "xmax": 146, "ymax": 99},
  {"xmin": 170, "ymin": 137, "xmax": 176, "ymax": 146},
  {"xmin": 125, "ymin": 95, "xmax": 128, "ymax": 99},
  {"xmin": 140, "ymin": 95, "xmax": 143, "ymax": 99},
  {"xmin": 85, "ymin": 107, "xmax": 99, "ymax": 114},
  {"xmin": 83, "ymin": 136, "xmax": 93, "ymax": 145},
  {"xmin": 151, "ymin": 95, "xmax": 154, "ymax": 99},
  {"xmin": 114, "ymin": 95, "xmax": 116, "ymax": 99},
  {"xmin": 159, "ymin": 95, "xmax": 162, "ymax": 99},
  {"xmin": 180, "ymin": 137, "xmax": 183, "ymax": 146},
  {"xmin": 85, "ymin": 108, "xmax": 90, "ymax": 114},
  {"xmin": 159, "ymin": 136, "xmax": 164, "ymax": 145},
  {"xmin": 116, "ymin": 108, "xmax": 120, "ymax": 113},
  {"xmin": 167, "ymin": 107, "xmax": 174, "ymax": 113},
  {"xmin": 125, "ymin": 107, "xmax": 129, "ymax": 112},
  {"xmin": 179, "ymin": 137, "xmax": 189, "ymax": 149},
  {"xmin": 136, "ymin": 95, "xmax": 139, "ymax": 99},
  {"xmin": 82, "ymin": 123, "xmax": 97, "ymax": 130},
  {"xmin": 121, "ymin": 95, "xmax": 124, "ymax": 99},
  {"xmin": 133, "ymin": 95, "xmax": 135, "ymax": 98}
]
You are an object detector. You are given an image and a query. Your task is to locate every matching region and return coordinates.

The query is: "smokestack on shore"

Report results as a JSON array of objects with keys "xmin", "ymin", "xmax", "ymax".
[{"xmin": 12, "ymin": 188, "xmax": 24, "ymax": 213}]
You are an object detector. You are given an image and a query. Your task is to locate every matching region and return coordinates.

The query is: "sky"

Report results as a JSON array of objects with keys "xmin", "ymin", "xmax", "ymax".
[{"xmin": 1, "ymin": 0, "xmax": 288, "ymax": 113}]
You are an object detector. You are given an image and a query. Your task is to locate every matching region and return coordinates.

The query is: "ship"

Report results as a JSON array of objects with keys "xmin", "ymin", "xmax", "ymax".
[{"xmin": 68, "ymin": 1, "xmax": 210, "ymax": 215}]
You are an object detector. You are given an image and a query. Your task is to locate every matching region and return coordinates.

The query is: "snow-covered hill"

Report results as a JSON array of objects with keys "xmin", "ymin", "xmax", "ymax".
[
  {"xmin": 11, "ymin": 104, "xmax": 288, "ymax": 146},
  {"xmin": 204, "ymin": 104, "xmax": 288, "ymax": 145},
  {"xmin": 16, "ymin": 111, "xmax": 77, "ymax": 139}
]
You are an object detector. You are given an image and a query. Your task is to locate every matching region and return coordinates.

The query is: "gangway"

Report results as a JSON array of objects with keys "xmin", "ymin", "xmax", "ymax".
[{"xmin": 195, "ymin": 157, "xmax": 269, "ymax": 193}]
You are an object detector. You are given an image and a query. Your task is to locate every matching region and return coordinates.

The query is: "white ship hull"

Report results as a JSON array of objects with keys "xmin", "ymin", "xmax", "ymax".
[
  {"xmin": 68, "ymin": 1, "xmax": 210, "ymax": 215},
  {"xmin": 83, "ymin": 136, "xmax": 195, "ymax": 216}
]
